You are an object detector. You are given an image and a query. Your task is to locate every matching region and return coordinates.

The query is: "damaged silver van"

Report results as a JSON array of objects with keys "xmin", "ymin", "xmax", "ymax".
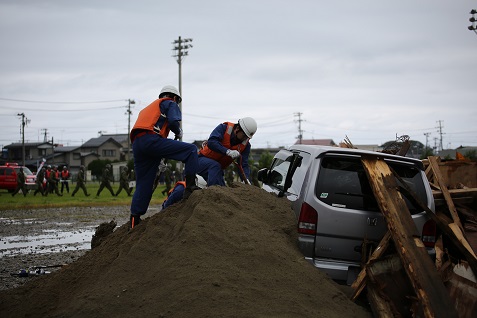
[{"xmin": 258, "ymin": 145, "xmax": 436, "ymax": 284}]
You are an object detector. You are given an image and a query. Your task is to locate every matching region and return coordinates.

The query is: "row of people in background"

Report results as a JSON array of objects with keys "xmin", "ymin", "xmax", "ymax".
[{"xmin": 11, "ymin": 164, "xmax": 138, "ymax": 198}]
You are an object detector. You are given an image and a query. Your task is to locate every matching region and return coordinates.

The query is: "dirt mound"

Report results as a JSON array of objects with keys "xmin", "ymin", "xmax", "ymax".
[{"xmin": 0, "ymin": 183, "xmax": 371, "ymax": 318}]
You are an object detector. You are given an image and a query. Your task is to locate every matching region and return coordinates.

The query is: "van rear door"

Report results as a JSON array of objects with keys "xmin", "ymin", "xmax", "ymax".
[{"xmin": 311, "ymin": 154, "xmax": 429, "ymax": 263}]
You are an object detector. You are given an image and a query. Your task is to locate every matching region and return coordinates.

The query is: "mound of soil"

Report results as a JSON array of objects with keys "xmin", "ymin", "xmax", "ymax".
[{"xmin": 0, "ymin": 183, "xmax": 371, "ymax": 318}]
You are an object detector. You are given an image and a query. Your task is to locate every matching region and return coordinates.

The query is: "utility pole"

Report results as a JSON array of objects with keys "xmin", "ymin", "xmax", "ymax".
[
  {"xmin": 423, "ymin": 132, "xmax": 430, "ymax": 150},
  {"xmin": 51, "ymin": 137, "xmax": 55, "ymax": 164},
  {"xmin": 41, "ymin": 128, "xmax": 48, "ymax": 142},
  {"xmin": 126, "ymin": 99, "xmax": 135, "ymax": 162},
  {"xmin": 294, "ymin": 112, "xmax": 304, "ymax": 144},
  {"xmin": 172, "ymin": 36, "xmax": 193, "ymax": 142},
  {"xmin": 17, "ymin": 113, "xmax": 29, "ymax": 166},
  {"xmin": 436, "ymin": 120, "xmax": 445, "ymax": 152}
]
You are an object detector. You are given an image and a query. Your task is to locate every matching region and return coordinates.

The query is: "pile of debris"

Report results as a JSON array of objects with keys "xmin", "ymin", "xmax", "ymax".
[{"xmin": 349, "ymin": 155, "xmax": 477, "ymax": 318}]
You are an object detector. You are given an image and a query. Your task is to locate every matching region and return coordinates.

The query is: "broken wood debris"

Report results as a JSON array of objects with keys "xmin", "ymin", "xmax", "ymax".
[{"xmin": 350, "ymin": 155, "xmax": 477, "ymax": 318}]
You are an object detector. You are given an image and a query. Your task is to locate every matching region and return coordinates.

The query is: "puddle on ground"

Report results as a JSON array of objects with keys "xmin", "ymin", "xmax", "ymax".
[{"xmin": 0, "ymin": 227, "xmax": 96, "ymax": 257}]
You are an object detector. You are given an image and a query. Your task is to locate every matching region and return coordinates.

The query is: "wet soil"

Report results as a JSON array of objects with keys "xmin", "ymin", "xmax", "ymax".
[
  {"xmin": 0, "ymin": 184, "xmax": 372, "ymax": 318},
  {"xmin": 0, "ymin": 205, "xmax": 151, "ymax": 291}
]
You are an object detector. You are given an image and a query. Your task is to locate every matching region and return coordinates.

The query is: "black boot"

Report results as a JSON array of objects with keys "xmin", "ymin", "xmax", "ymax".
[
  {"xmin": 183, "ymin": 175, "xmax": 200, "ymax": 201},
  {"xmin": 130, "ymin": 214, "xmax": 141, "ymax": 229}
]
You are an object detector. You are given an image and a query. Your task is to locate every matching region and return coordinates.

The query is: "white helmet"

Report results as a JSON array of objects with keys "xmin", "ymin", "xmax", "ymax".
[
  {"xmin": 238, "ymin": 117, "xmax": 257, "ymax": 138},
  {"xmin": 159, "ymin": 85, "xmax": 182, "ymax": 103}
]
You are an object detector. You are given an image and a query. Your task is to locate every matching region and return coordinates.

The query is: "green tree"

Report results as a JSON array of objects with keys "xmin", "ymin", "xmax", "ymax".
[
  {"xmin": 258, "ymin": 151, "xmax": 273, "ymax": 169},
  {"xmin": 88, "ymin": 159, "xmax": 113, "ymax": 180},
  {"xmin": 419, "ymin": 147, "xmax": 434, "ymax": 160},
  {"xmin": 464, "ymin": 150, "xmax": 476, "ymax": 160}
]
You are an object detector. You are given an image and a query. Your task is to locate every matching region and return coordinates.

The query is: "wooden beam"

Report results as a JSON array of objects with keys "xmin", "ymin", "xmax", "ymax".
[
  {"xmin": 427, "ymin": 156, "xmax": 464, "ymax": 233},
  {"xmin": 361, "ymin": 155, "xmax": 458, "ymax": 318}
]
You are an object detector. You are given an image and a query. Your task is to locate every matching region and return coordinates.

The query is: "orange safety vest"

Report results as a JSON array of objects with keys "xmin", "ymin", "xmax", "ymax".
[
  {"xmin": 199, "ymin": 122, "xmax": 249, "ymax": 169},
  {"xmin": 130, "ymin": 98, "xmax": 173, "ymax": 142},
  {"xmin": 61, "ymin": 170, "xmax": 69, "ymax": 179}
]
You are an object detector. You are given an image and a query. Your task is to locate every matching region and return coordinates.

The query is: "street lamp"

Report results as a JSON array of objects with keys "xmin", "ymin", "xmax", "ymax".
[{"xmin": 469, "ymin": 9, "xmax": 477, "ymax": 34}]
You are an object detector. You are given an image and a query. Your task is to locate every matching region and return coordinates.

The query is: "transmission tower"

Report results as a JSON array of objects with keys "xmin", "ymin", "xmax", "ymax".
[{"xmin": 436, "ymin": 120, "xmax": 445, "ymax": 152}]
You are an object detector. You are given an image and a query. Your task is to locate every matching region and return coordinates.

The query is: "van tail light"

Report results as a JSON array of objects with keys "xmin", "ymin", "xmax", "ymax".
[
  {"xmin": 298, "ymin": 202, "xmax": 318, "ymax": 235},
  {"xmin": 422, "ymin": 219, "xmax": 436, "ymax": 248}
]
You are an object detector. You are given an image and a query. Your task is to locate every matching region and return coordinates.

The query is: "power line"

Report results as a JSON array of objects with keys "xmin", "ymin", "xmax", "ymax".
[
  {"xmin": 0, "ymin": 97, "xmax": 126, "ymax": 104},
  {"xmin": 0, "ymin": 105, "xmax": 126, "ymax": 112}
]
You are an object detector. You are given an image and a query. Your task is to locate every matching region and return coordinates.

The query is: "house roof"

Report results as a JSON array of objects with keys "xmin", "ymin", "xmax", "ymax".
[
  {"xmin": 82, "ymin": 134, "xmax": 127, "ymax": 148},
  {"xmin": 294, "ymin": 139, "xmax": 336, "ymax": 146},
  {"xmin": 55, "ymin": 146, "xmax": 81, "ymax": 153},
  {"xmin": 4, "ymin": 142, "xmax": 52, "ymax": 148}
]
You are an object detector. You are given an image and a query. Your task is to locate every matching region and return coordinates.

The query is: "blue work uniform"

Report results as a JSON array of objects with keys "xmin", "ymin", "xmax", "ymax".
[
  {"xmin": 198, "ymin": 123, "xmax": 251, "ymax": 186},
  {"xmin": 130, "ymin": 99, "xmax": 198, "ymax": 217}
]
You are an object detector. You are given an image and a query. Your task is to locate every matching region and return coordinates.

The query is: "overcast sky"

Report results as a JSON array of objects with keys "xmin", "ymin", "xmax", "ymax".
[{"xmin": 1, "ymin": 0, "xmax": 476, "ymax": 151}]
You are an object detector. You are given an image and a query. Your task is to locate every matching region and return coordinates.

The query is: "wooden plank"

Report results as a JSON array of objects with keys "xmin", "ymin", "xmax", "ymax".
[
  {"xmin": 361, "ymin": 155, "xmax": 458, "ymax": 318},
  {"xmin": 367, "ymin": 282, "xmax": 395, "ymax": 318},
  {"xmin": 428, "ymin": 156, "xmax": 464, "ymax": 233},
  {"xmin": 433, "ymin": 188, "xmax": 477, "ymax": 200},
  {"xmin": 350, "ymin": 231, "xmax": 391, "ymax": 301},
  {"xmin": 392, "ymin": 170, "xmax": 477, "ymax": 273}
]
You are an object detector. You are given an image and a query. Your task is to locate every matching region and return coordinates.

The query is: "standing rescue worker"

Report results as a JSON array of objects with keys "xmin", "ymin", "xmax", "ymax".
[
  {"xmin": 129, "ymin": 85, "xmax": 199, "ymax": 229},
  {"xmin": 60, "ymin": 166, "xmax": 70, "ymax": 194},
  {"xmin": 198, "ymin": 117, "xmax": 257, "ymax": 186},
  {"xmin": 115, "ymin": 166, "xmax": 131, "ymax": 196},
  {"xmin": 12, "ymin": 167, "xmax": 27, "ymax": 197},
  {"xmin": 72, "ymin": 165, "xmax": 90, "ymax": 197},
  {"xmin": 45, "ymin": 165, "xmax": 52, "ymax": 193},
  {"xmin": 96, "ymin": 164, "xmax": 115, "ymax": 196},
  {"xmin": 34, "ymin": 167, "xmax": 47, "ymax": 196},
  {"xmin": 49, "ymin": 165, "xmax": 63, "ymax": 196}
]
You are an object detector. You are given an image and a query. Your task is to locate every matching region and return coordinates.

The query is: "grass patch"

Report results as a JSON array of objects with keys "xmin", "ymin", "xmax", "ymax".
[{"xmin": 0, "ymin": 182, "xmax": 168, "ymax": 210}]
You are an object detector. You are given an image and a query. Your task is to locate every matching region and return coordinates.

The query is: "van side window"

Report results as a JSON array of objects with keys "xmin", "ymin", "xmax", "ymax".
[
  {"xmin": 6, "ymin": 168, "xmax": 14, "ymax": 176},
  {"xmin": 268, "ymin": 158, "xmax": 289, "ymax": 191}
]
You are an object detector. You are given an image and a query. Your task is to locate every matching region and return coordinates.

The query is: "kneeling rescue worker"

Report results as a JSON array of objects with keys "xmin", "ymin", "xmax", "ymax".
[{"xmin": 129, "ymin": 85, "xmax": 200, "ymax": 229}]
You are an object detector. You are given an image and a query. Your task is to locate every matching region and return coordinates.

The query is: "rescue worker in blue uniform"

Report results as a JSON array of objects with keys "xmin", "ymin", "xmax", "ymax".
[
  {"xmin": 198, "ymin": 117, "xmax": 257, "ymax": 186},
  {"xmin": 129, "ymin": 85, "xmax": 199, "ymax": 229},
  {"xmin": 161, "ymin": 175, "xmax": 206, "ymax": 210}
]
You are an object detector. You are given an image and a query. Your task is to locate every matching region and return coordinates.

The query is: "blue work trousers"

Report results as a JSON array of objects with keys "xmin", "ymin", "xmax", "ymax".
[
  {"xmin": 130, "ymin": 134, "xmax": 198, "ymax": 216},
  {"xmin": 197, "ymin": 156, "xmax": 226, "ymax": 186}
]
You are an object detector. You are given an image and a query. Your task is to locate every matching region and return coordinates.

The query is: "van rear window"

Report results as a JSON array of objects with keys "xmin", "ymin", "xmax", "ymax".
[{"xmin": 315, "ymin": 156, "xmax": 427, "ymax": 214}]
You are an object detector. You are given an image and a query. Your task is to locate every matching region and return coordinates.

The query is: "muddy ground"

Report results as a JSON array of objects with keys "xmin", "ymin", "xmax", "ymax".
[
  {"xmin": 0, "ymin": 184, "xmax": 372, "ymax": 317},
  {"xmin": 0, "ymin": 205, "xmax": 154, "ymax": 291}
]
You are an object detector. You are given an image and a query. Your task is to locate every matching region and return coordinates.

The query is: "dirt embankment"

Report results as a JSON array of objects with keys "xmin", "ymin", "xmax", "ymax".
[{"xmin": 0, "ymin": 184, "xmax": 372, "ymax": 318}]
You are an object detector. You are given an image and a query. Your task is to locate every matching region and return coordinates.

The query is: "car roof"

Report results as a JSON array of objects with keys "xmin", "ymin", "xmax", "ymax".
[{"xmin": 287, "ymin": 144, "xmax": 423, "ymax": 168}]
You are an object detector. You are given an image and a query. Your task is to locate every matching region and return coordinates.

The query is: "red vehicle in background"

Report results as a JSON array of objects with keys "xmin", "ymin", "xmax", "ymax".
[{"xmin": 0, "ymin": 163, "xmax": 37, "ymax": 192}]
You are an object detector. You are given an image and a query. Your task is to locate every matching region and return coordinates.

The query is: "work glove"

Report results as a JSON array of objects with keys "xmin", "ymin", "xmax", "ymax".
[
  {"xmin": 174, "ymin": 128, "xmax": 183, "ymax": 140},
  {"xmin": 226, "ymin": 149, "xmax": 241, "ymax": 159}
]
